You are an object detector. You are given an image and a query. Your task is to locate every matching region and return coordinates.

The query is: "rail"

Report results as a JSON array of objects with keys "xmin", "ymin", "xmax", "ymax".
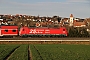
[{"xmin": 0, "ymin": 40, "xmax": 90, "ymax": 41}]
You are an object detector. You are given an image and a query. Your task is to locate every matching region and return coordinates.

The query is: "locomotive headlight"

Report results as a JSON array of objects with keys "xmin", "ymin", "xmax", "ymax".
[
  {"xmin": 63, "ymin": 29, "xmax": 65, "ymax": 33},
  {"xmin": 63, "ymin": 31, "xmax": 65, "ymax": 33}
]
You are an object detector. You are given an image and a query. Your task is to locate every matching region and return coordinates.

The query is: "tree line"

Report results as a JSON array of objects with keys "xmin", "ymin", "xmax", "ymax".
[{"xmin": 68, "ymin": 27, "xmax": 90, "ymax": 37}]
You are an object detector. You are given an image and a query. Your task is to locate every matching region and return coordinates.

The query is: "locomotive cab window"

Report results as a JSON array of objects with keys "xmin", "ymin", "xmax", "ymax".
[
  {"xmin": 12, "ymin": 30, "xmax": 16, "ymax": 32},
  {"xmin": 23, "ymin": 29, "xmax": 24, "ymax": 31},
  {"xmin": 63, "ymin": 29, "xmax": 65, "ymax": 31},
  {"xmin": 5, "ymin": 29, "xmax": 8, "ymax": 32}
]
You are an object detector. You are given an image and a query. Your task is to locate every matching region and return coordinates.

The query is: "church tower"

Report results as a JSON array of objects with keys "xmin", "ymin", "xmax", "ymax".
[{"xmin": 69, "ymin": 14, "xmax": 74, "ymax": 26}]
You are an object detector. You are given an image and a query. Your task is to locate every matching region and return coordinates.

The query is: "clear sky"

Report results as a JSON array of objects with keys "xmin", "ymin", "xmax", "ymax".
[{"xmin": 0, "ymin": 0, "xmax": 90, "ymax": 18}]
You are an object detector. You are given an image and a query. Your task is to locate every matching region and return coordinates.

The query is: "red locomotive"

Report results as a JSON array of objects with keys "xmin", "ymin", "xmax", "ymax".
[
  {"xmin": 0, "ymin": 25, "xmax": 68, "ymax": 37},
  {"xmin": 19, "ymin": 26, "xmax": 68, "ymax": 37}
]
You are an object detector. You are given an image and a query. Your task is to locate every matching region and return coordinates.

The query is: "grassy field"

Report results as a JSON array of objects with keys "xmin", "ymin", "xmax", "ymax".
[
  {"xmin": 0, "ymin": 44, "xmax": 20, "ymax": 60},
  {"xmin": 0, "ymin": 44, "xmax": 90, "ymax": 60},
  {"xmin": 31, "ymin": 44, "xmax": 90, "ymax": 60}
]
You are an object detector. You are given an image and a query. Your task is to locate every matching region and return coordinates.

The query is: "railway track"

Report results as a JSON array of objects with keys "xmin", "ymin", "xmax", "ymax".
[
  {"xmin": 0, "ymin": 38, "xmax": 90, "ymax": 42},
  {"xmin": 0, "ymin": 37, "xmax": 90, "ymax": 44},
  {"xmin": 0, "ymin": 37, "xmax": 90, "ymax": 40}
]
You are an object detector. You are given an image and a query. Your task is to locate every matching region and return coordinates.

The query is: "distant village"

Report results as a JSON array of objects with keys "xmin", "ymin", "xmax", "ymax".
[{"xmin": 0, "ymin": 14, "xmax": 90, "ymax": 34}]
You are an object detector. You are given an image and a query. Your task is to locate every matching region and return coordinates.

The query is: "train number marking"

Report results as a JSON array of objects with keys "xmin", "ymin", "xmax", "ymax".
[{"xmin": 29, "ymin": 29, "xmax": 43, "ymax": 34}]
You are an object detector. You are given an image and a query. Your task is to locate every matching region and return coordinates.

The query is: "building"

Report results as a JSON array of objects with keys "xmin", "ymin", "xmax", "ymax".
[{"xmin": 69, "ymin": 14, "xmax": 74, "ymax": 26}]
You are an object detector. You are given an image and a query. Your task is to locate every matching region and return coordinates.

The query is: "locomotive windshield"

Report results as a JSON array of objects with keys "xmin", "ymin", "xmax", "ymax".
[
  {"xmin": 63, "ymin": 29, "xmax": 65, "ymax": 31},
  {"xmin": 23, "ymin": 29, "xmax": 24, "ymax": 31}
]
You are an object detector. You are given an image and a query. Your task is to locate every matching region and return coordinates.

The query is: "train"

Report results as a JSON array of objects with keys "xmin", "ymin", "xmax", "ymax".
[{"xmin": 0, "ymin": 25, "xmax": 68, "ymax": 38}]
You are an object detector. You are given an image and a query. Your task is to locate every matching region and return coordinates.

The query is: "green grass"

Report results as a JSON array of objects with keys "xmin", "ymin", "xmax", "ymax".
[
  {"xmin": 0, "ymin": 44, "xmax": 90, "ymax": 60},
  {"xmin": 0, "ymin": 44, "xmax": 19, "ymax": 60},
  {"xmin": 8, "ymin": 45, "xmax": 28, "ymax": 60},
  {"xmin": 30, "ymin": 45, "xmax": 42, "ymax": 60},
  {"xmin": 31, "ymin": 44, "xmax": 90, "ymax": 60}
]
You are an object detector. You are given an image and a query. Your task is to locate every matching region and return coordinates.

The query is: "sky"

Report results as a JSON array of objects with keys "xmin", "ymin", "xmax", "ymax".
[{"xmin": 0, "ymin": 0, "xmax": 90, "ymax": 18}]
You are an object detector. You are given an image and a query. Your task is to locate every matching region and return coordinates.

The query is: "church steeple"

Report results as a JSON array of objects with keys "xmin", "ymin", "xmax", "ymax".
[
  {"xmin": 70, "ymin": 14, "xmax": 73, "ymax": 17},
  {"xmin": 70, "ymin": 14, "xmax": 74, "ymax": 26}
]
